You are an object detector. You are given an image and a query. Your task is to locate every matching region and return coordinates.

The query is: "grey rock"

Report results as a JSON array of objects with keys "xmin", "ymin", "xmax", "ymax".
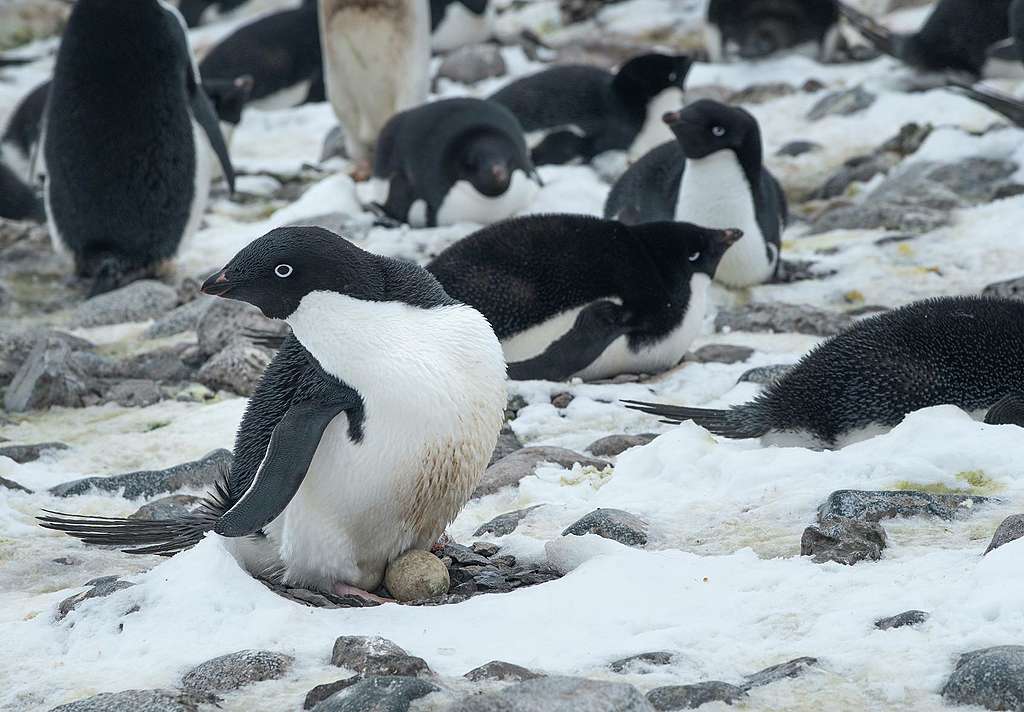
[
  {"xmin": 0, "ymin": 441, "xmax": 68, "ymax": 463},
  {"xmin": 450, "ymin": 675, "xmax": 654, "ymax": 711},
  {"xmin": 983, "ymin": 276, "xmax": 1024, "ymax": 301},
  {"xmin": 0, "ymin": 328, "xmax": 91, "ymax": 386},
  {"xmin": 774, "ymin": 259, "xmax": 836, "ymax": 284},
  {"xmin": 50, "ymin": 449, "xmax": 232, "ymax": 499},
  {"xmin": 474, "ymin": 447, "xmax": 609, "ymax": 498},
  {"xmin": 197, "ymin": 299, "xmax": 286, "ymax": 357},
  {"xmin": 305, "ymin": 678, "xmax": 361, "ymax": 710},
  {"xmin": 738, "ymin": 364, "xmax": 793, "ymax": 385},
  {"xmin": 129, "ymin": 494, "xmax": 203, "ymax": 521},
  {"xmin": 101, "ymin": 379, "xmax": 163, "ymax": 408},
  {"xmin": 806, "ymin": 86, "xmax": 876, "ymax": 120},
  {"xmin": 646, "ymin": 682, "xmax": 745, "ymax": 710},
  {"xmin": 689, "ymin": 344, "xmax": 754, "ymax": 364},
  {"xmin": 72, "ymin": 280, "xmax": 178, "ymax": 328},
  {"xmin": 818, "ymin": 489, "xmax": 990, "ymax": 522},
  {"xmin": 331, "ymin": 636, "xmax": 431, "ymax": 677},
  {"xmin": 741, "ymin": 657, "xmax": 818, "ymax": 689},
  {"xmin": 47, "ymin": 689, "xmax": 208, "ymax": 712},
  {"xmin": 437, "ymin": 43, "xmax": 506, "ymax": 85},
  {"xmin": 715, "ymin": 303, "xmax": 854, "ymax": 337},
  {"xmin": 728, "ymin": 82, "xmax": 796, "ymax": 105},
  {"xmin": 320, "ymin": 125, "xmax": 348, "ymax": 161},
  {"xmin": 116, "ymin": 346, "xmax": 193, "ymax": 382},
  {"xmin": 776, "ymin": 140, "xmax": 821, "ymax": 157},
  {"xmin": 880, "ymin": 122, "xmax": 933, "ymax": 156},
  {"xmin": 144, "ymin": 297, "xmax": 215, "ymax": 339},
  {"xmin": 942, "ymin": 646, "xmax": 1024, "ymax": 711},
  {"xmin": 312, "ymin": 676, "xmax": 440, "ymax": 712},
  {"xmin": 551, "ymin": 392, "xmax": 575, "ymax": 409},
  {"xmin": 813, "ymin": 153, "xmax": 900, "ymax": 200},
  {"xmin": 0, "ymin": 475, "xmax": 32, "ymax": 493},
  {"xmin": 57, "ymin": 578, "xmax": 135, "ymax": 620},
  {"xmin": 610, "ymin": 652, "xmax": 675, "ymax": 673},
  {"xmin": 473, "ymin": 505, "xmax": 544, "ymax": 537},
  {"xmin": 563, "ymin": 508, "xmax": 648, "ymax": 547},
  {"xmin": 875, "ymin": 610, "xmax": 929, "ymax": 630},
  {"xmin": 801, "ymin": 514, "xmax": 886, "ymax": 565},
  {"xmin": 926, "ymin": 158, "xmax": 1017, "ymax": 203},
  {"xmin": 985, "ymin": 514, "xmax": 1024, "ymax": 555},
  {"xmin": 490, "ymin": 423, "xmax": 523, "ymax": 466},
  {"xmin": 197, "ymin": 342, "xmax": 272, "ymax": 396},
  {"xmin": 437, "ymin": 542, "xmax": 492, "ymax": 566},
  {"xmin": 587, "ymin": 433, "xmax": 657, "ymax": 458},
  {"xmin": 182, "ymin": 649, "xmax": 293, "ymax": 694},
  {"xmin": 465, "ymin": 661, "xmax": 543, "ymax": 682},
  {"xmin": 4, "ymin": 336, "xmax": 96, "ymax": 412}
]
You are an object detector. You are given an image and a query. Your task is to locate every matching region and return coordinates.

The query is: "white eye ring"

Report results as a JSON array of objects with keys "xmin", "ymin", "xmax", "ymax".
[
  {"xmin": 275, "ymin": 264, "xmax": 293, "ymax": 278},
  {"xmin": 689, "ymin": 251, "xmax": 701, "ymax": 262},
  {"xmin": 711, "ymin": 126, "xmax": 726, "ymax": 137}
]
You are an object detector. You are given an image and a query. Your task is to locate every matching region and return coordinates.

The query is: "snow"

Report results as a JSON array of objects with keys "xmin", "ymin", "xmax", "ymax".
[{"xmin": 3, "ymin": 0, "xmax": 1024, "ymax": 710}]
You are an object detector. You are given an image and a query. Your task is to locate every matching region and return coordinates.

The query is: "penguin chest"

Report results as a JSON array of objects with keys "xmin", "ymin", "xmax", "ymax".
[
  {"xmin": 432, "ymin": 2, "xmax": 492, "ymax": 52},
  {"xmin": 434, "ymin": 170, "xmax": 539, "ymax": 227},
  {"xmin": 628, "ymin": 87, "xmax": 684, "ymax": 161}
]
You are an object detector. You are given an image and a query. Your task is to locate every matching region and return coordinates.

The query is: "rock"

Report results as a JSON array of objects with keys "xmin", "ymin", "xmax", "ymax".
[
  {"xmin": 813, "ymin": 153, "xmax": 900, "ymax": 200},
  {"xmin": 688, "ymin": 344, "xmax": 754, "ymax": 364},
  {"xmin": 50, "ymin": 449, "xmax": 232, "ymax": 499},
  {"xmin": 197, "ymin": 342, "xmax": 272, "ymax": 396},
  {"xmin": 144, "ymin": 297, "xmax": 215, "ymax": 339},
  {"xmin": 563, "ymin": 508, "xmax": 648, "ymax": 546},
  {"xmin": 776, "ymin": 140, "xmax": 821, "ymax": 157},
  {"xmin": 450, "ymin": 675, "xmax": 654, "ymax": 711},
  {"xmin": 741, "ymin": 657, "xmax": 818, "ymax": 689},
  {"xmin": 490, "ymin": 423, "xmax": 523, "ymax": 466},
  {"xmin": 925, "ymin": 158, "xmax": 1017, "ymax": 203},
  {"xmin": 801, "ymin": 514, "xmax": 886, "ymax": 565},
  {"xmin": 774, "ymin": 259, "xmax": 836, "ymax": 284},
  {"xmin": 646, "ymin": 682, "xmax": 746, "ymax": 710},
  {"xmin": 985, "ymin": 514, "xmax": 1024, "ymax": 554},
  {"xmin": 116, "ymin": 346, "xmax": 194, "ymax": 382},
  {"xmin": 715, "ymin": 303, "xmax": 854, "ymax": 337},
  {"xmin": 4, "ymin": 336, "xmax": 96, "ymax": 412},
  {"xmin": 818, "ymin": 489, "xmax": 990, "ymax": 522},
  {"xmin": 197, "ymin": 299, "xmax": 286, "ymax": 357},
  {"xmin": 311, "ymin": 676, "xmax": 441, "ymax": 712},
  {"xmin": 983, "ymin": 276, "xmax": 1024, "ymax": 301},
  {"xmin": 0, "ymin": 441, "xmax": 67, "ymax": 463},
  {"xmin": 471, "ymin": 541, "xmax": 499, "ymax": 557},
  {"xmin": 875, "ymin": 610, "xmax": 929, "ymax": 630},
  {"xmin": 473, "ymin": 447, "xmax": 609, "ymax": 498},
  {"xmin": 57, "ymin": 578, "xmax": 136, "ymax": 620},
  {"xmin": 305, "ymin": 678, "xmax": 362, "ymax": 710},
  {"xmin": 101, "ymin": 379, "xmax": 163, "ymax": 408},
  {"xmin": 738, "ymin": 364, "xmax": 793, "ymax": 385},
  {"xmin": 942, "ymin": 646, "xmax": 1024, "ymax": 711},
  {"xmin": 384, "ymin": 549, "xmax": 451, "ymax": 602},
  {"xmin": 551, "ymin": 392, "xmax": 575, "ymax": 409},
  {"xmin": 465, "ymin": 661, "xmax": 543, "ymax": 682},
  {"xmin": 48, "ymin": 689, "xmax": 208, "ymax": 712},
  {"xmin": 182, "ymin": 649, "xmax": 293, "ymax": 694},
  {"xmin": 806, "ymin": 86, "xmax": 876, "ymax": 120},
  {"xmin": 586, "ymin": 434, "xmax": 657, "ymax": 458},
  {"xmin": 880, "ymin": 122, "xmax": 933, "ymax": 156},
  {"xmin": 728, "ymin": 82, "xmax": 796, "ymax": 105},
  {"xmin": 72, "ymin": 280, "xmax": 178, "ymax": 328},
  {"xmin": 129, "ymin": 494, "xmax": 203, "ymax": 521},
  {"xmin": 437, "ymin": 542, "xmax": 492, "ymax": 566},
  {"xmin": 331, "ymin": 636, "xmax": 431, "ymax": 677},
  {"xmin": 473, "ymin": 505, "xmax": 544, "ymax": 537},
  {"xmin": 610, "ymin": 652, "xmax": 675, "ymax": 673},
  {"xmin": 0, "ymin": 475, "xmax": 32, "ymax": 493},
  {"xmin": 436, "ymin": 43, "xmax": 506, "ymax": 85}
]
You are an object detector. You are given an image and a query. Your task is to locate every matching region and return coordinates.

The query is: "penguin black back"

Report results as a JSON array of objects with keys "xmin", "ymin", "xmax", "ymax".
[
  {"xmin": 707, "ymin": 0, "xmax": 840, "ymax": 60},
  {"xmin": 0, "ymin": 161, "xmax": 44, "ymax": 222},
  {"xmin": 603, "ymin": 140, "xmax": 683, "ymax": 224}
]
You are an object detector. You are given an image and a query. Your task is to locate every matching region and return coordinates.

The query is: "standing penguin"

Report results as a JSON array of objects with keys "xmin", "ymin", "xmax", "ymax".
[
  {"xmin": 319, "ymin": 0, "xmax": 431, "ymax": 171},
  {"xmin": 40, "ymin": 226, "xmax": 507, "ymax": 599},
  {"xmin": 706, "ymin": 0, "xmax": 841, "ymax": 62},
  {"xmin": 489, "ymin": 54, "xmax": 693, "ymax": 166},
  {"xmin": 605, "ymin": 100, "xmax": 786, "ymax": 288},
  {"xmin": 428, "ymin": 214, "xmax": 742, "ymax": 381},
  {"xmin": 42, "ymin": 0, "xmax": 235, "ymax": 295},
  {"xmin": 430, "ymin": 0, "xmax": 494, "ymax": 52},
  {"xmin": 371, "ymin": 98, "xmax": 540, "ymax": 227},
  {"xmin": 625, "ymin": 296, "xmax": 1024, "ymax": 448}
]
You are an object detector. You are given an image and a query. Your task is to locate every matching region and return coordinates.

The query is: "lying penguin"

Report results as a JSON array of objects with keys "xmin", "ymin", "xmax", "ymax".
[
  {"xmin": 706, "ymin": 0, "xmax": 841, "ymax": 61},
  {"xmin": 431, "ymin": 0, "xmax": 494, "ymax": 52},
  {"xmin": 427, "ymin": 214, "xmax": 741, "ymax": 381},
  {"xmin": 40, "ymin": 226, "xmax": 507, "ymax": 599},
  {"xmin": 626, "ymin": 296, "xmax": 1024, "ymax": 448},
  {"xmin": 371, "ymin": 97, "xmax": 540, "ymax": 227},
  {"xmin": 605, "ymin": 99, "xmax": 787, "ymax": 288},
  {"xmin": 489, "ymin": 53, "xmax": 693, "ymax": 165}
]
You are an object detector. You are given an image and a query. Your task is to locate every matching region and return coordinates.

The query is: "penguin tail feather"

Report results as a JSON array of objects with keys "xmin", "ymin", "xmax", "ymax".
[
  {"xmin": 621, "ymin": 399, "xmax": 770, "ymax": 440},
  {"xmin": 836, "ymin": 2, "xmax": 898, "ymax": 58},
  {"xmin": 946, "ymin": 80, "xmax": 1024, "ymax": 128},
  {"xmin": 37, "ymin": 480, "xmax": 232, "ymax": 556}
]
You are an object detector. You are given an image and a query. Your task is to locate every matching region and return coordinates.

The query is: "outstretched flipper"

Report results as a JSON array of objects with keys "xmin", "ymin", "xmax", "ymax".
[
  {"xmin": 946, "ymin": 78, "xmax": 1024, "ymax": 127},
  {"xmin": 984, "ymin": 392, "xmax": 1024, "ymax": 427},
  {"xmin": 836, "ymin": 2, "xmax": 902, "ymax": 60},
  {"xmin": 621, "ymin": 399, "xmax": 770, "ymax": 439},
  {"xmin": 986, "ymin": 38, "xmax": 1020, "ymax": 62}
]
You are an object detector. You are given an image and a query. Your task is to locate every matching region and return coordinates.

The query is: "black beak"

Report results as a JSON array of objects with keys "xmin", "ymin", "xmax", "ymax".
[
  {"xmin": 662, "ymin": 109, "xmax": 684, "ymax": 126},
  {"xmin": 491, "ymin": 163, "xmax": 510, "ymax": 185},
  {"xmin": 201, "ymin": 269, "xmax": 233, "ymax": 297},
  {"xmin": 719, "ymin": 228, "xmax": 743, "ymax": 248}
]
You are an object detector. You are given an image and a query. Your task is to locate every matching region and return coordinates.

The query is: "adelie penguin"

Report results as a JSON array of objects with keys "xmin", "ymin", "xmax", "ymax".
[
  {"xmin": 177, "ymin": 0, "xmax": 251, "ymax": 27},
  {"xmin": 371, "ymin": 98, "xmax": 541, "ymax": 227},
  {"xmin": 41, "ymin": 0, "xmax": 235, "ymax": 296},
  {"xmin": 431, "ymin": 0, "xmax": 494, "ymax": 52},
  {"xmin": 605, "ymin": 99, "xmax": 787, "ymax": 288},
  {"xmin": 625, "ymin": 296, "xmax": 1024, "ymax": 448},
  {"xmin": 40, "ymin": 226, "xmax": 507, "ymax": 600},
  {"xmin": 490, "ymin": 53, "xmax": 694, "ymax": 166},
  {"xmin": 705, "ymin": 0, "xmax": 841, "ymax": 62},
  {"xmin": 427, "ymin": 214, "xmax": 742, "ymax": 381}
]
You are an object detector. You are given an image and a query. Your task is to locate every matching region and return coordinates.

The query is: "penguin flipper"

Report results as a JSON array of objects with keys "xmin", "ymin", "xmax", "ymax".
[
  {"xmin": 836, "ymin": 2, "xmax": 900, "ymax": 60},
  {"xmin": 984, "ymin": 392, "xmax": 1024, "ymax": 427},
  {"xmin": 947, "ymin": 79, "xmax": 1024, "ymax": 127},
  {"xmin": 530, "ymin": 130, "xmax": 591, "ymax": 166},
  {"xmin": 190, "ymin": 81, "xmax": 237, "ymax": 193},
  {"xmin": 987, "ymin": 38, "xmax": 1020, "ymax": 62},
  {"xmin": 621, "ymin": 400, "xmax": 769, "ymax": 439}
]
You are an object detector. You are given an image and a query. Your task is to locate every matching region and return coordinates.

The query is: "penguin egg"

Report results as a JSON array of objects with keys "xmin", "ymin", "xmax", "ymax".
[{"xmin": 384, "ymin": 549, "xmax": 451, "ymax": 602}]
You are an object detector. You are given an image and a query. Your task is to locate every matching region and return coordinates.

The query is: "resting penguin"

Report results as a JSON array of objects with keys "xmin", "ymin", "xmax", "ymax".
[
  {"xmin": 489, "ymin": 53, "xmax": 694, "ymax": 166},
  {"xmin": 371, "ymin": 98, "xmax": 540, "ymax": 227},
  {"xmin": 177, "ymin": 0, "xmax": 251, "ymax": 27},
  {"xmin": 42, "ymin": 0, "xmax": 235, "ymax": 296},
  {"xmin": 625, "ymin": 296, "xmax": 1024, "ymax": 448},
  {"xmin": 39, "ymin": 226, "xmax": 507, "ymax": 599},
  {"xmin": 427, "ymin": 214, "xmax": 742, "ymax": 381},
  {"xmin": 431, "ymin": 0, "xmax": 494, "ymax": 52},
  {"xmin": 604, "ymin": 99, "xmax": 786, "ymax": 288},
  {"xmin": 0, "ymin": 161, "xmax": 44, "ymax": 222},
  {"xmin": 319, "ymin": 0, "xmax": 431, "ymax": 169},
  {"xmin": 705, "ymin": 0, "xmax": 841, "ymax": 62}
]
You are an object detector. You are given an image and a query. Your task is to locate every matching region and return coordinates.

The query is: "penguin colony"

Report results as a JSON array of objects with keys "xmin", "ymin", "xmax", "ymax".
[{"xmin": 6, "ymin": 0, "xmax": 1024, "ymax": 602}]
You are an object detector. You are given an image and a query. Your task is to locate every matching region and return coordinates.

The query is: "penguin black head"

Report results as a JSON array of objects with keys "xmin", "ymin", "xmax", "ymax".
[
  {"xmin": 614, "ymin": 53, "xmax": 694, "ymax": 99},
  {"xmin": 630, "ymin": 221, "xmax": 744, "ymax": 277},
  {"xmin": 662, "ymin": 100, "xmax": 762, "ymax": 163},
  {"xmin": 203, "ymin": 75, "xmax": 254, "ymax": 126},
  {"xmin": 455, "ymin": 131, "xmax": 517, "ymax": 197}
]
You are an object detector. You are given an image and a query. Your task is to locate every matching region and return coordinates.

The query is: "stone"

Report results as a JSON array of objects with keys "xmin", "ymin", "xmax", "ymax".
[
  {"xmin": 489, "ymin": 423, "xmax": 523, "ymax": 466},
  {"xmin": 801, "ymin": 514, "xmax": 886, "ymax": 565},
  {"xmin": 197, "ymin": 342, "xmax": 272, "ymax": 396},
  {"xmin": 985, "ymin": 514, "xmax": 1024, "ymax": 554},
  {"xmin": 4, "ymin": 336, "xmax": 96, "ymax": 412},
  {"xmin": 551, "ymin": 392, "xmax": 575, "ymax": 409},
  {"xmin": 610, "ymin": 652, "xmax": 675, "ymax": 673},
  {"xmin": 57, "ymin": 578, "xmax": 136, "ymax": 620},
  {"xmin": 776, "ymin": 140, "xmax": 821, "ymax": 157},
  {"xmin": 812, "ymin": 153, "xmax": 900, "ymax": 200},
  {"xmin": 586, "ymin": 434, "xmax": 657, "ymax": 458},
  {"xmin": 737, "ymin": 364, "xmax": 793, "ymax": 385},
  {"xmin": 197, "ymin": 299, "xmax": 287, "ymax": 357},
  {"xmin": 473, "ymin": 505, "xmax": 544, "ymax": 537},
  {"xmin": 806, "ymin": 86, "xmax": 876, "ymax": 120},
  {"xmin": 305, "ymin": 678, "xmax": 362, "ymax": 710},
  {"xmin": 741, "ymin": 657, "xmax": 818, "ymax": 689},
  {"xmin": 129, "ymin": 495, "xmax": 203, "ymax": 521},
  {"xmin": 474, "ymin": 447, "xmax": 609, "ymax": 498},
  {"xmin": 384, "ymin": 549, "xmax": 451, "ymax": 602},
  {"xmin": 0, "ymin": 476, "xmax": 32, "ymax": 493},
  {"xmin": 50, "ymin": 449, "xmax": 232, "ymax": 499},
  {"xmin": 450, "ymin": 675, "xmax": 654, "ymax": 711},
  {"xmin": 311, "ymin": 676, "xmax": 441, "ymax": 712},
  {"xmin": 563, "ymin": 508, "xmax": 648, "ymax": 547},
  {"xmin": 984, "ymin": 276, "xmax": 1024, "ymax": 301},
  {"xmin": 464, "ymin": 661, "xmax": 543, "ymax": 682},
  {"xmin": 331, "ymin": 636, "xmax": 431, "ymax": 677},
  {"xmin": 925, "ymin": 158, "xmax": 1017, "ymax": 203},
  {"xmin": 471, "ymin": 542, "xmax": 499, "ymax": 557},
  {"xmin": 646, "ymin": 682, "xmax": 746, "ymax": 710},
  {"xmin": 688, "ymin": 344, "xmax": 754, "ymax": 364},
  {"xmin": 942, "ymin": 646, "xmax": 1024, "ymax": 711},
  {"xmin": 181, "ymin": 649, "xmax": 293, "ymax": 694},
  {"xmin": 875, "ymin": 610, "xmax": 929, "ymax": 630},
  {"xmin": 144, "ymin": 297, "xmax": 215, "ymax": 339},
  {"xmin": 436, "ymin": 43, "xmax": 507, "ymax": 85},
  {"xmin": 715, "ymin": 303, "xmax": 854, "ymax": 337},
  {"xmin": 72, "ymin": 280, "xmax": 178, "ymax": 328},
  {"xmin": 818, "ymin": 489, "xmax": 990, "ymax": 522},
  {"xmin": 437, "ymin": 542, "xmax": 492, "ymax": 566},
  {"xmin": 101, "ymin": 379, "xmax": 163, "ymax": 408},
  {"xmin": 0, "ymin": 441, "xmax": 67, "ymax": 463},
  {"xmin": 728, "ymin": 82, "xmax": 797, "ymax": 105},
  {"xmin": 774, "ymin": 259, "xmax": 836, "ymax": 284},
  {"xmin": 115, "ymin": 346, "xmax": 193, "ymax": 382},
  {"xmin": 47, "ymin": 689, "xmax": 208, "ymax": 712}
]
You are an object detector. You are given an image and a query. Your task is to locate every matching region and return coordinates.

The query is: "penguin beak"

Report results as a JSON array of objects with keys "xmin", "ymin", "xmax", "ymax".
[
  {"xmin": 201, "ymin": 269, "xmax": 234, "ymax": 297},
  {"xmin": 709, "ymin": 228, "xmax": 744, "ymax": 259},
  {"xmin": 662, "ymin": 109, "xmax": 684, "ymax": 126}
]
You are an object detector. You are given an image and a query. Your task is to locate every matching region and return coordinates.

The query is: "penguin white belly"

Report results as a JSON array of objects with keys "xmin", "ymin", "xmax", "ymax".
[
  {"xmin": 703, "ymin": 24, "xmax": 724, "ymax": 62},
  {"xmin": 525, "ymin": 124, "xmax": 586, "ymax": 151},
  {"xmin": 432, "ymin": 3, "xmax": 493, "ymax": 52},
  {"xmin": 179, "ymin": 119, "xmax": 214, "ymax": 255},
  {"xmin": 249, "ymin": 78, "xmax": 314, "ymax": 110},
  {"xmin": 675, "ymin": 151, "xmax": 772, "ymax": 288},
  {"xmin": 501, "ymin": 304, "xmax": 589, "ymax": 363},
  {"xmin": 435, "ymin": 170, "xmax": 539, "ymax": 226},
  {"xmin": 629, "ymin": 87, "xmax": 684, "ymax": 161},
  {"xmin": 0, "ymin": 142, "xmax": 31, "ymax": 183}
]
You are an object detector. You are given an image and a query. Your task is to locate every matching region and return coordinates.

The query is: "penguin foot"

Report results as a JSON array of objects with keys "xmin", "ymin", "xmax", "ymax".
[
  {"xmin": 349, "ymin": 160, "xmax": 373, "ymax": 182},
  {"xmin": 333, "ymin": 583, "xmax": 392, "ymax": 604}
]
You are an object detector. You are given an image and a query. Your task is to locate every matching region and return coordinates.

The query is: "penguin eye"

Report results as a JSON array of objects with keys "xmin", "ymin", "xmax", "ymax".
[
  {"xmin": 274, "ymin": 264, "xmax": 293, "ymax": 278},
  {"xmin": 669, "ymin": 71, "xmax": 678, "ymax": 82},
  {"xmin": 711, "ymin": 126, "xmax": 726, "ymax": 137},
  {"xmin": 689, "ymin": 251, "xmax": 701, "ymax": 262}
]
